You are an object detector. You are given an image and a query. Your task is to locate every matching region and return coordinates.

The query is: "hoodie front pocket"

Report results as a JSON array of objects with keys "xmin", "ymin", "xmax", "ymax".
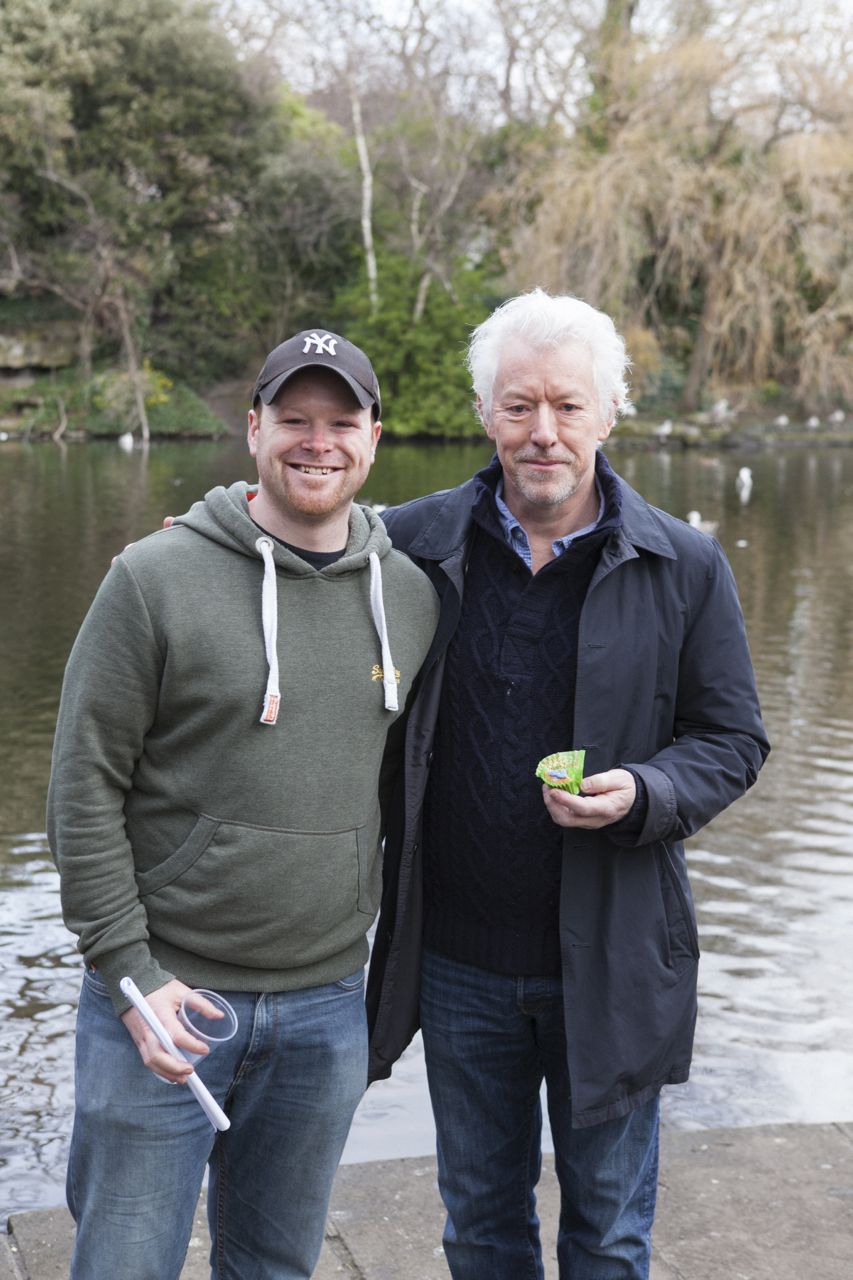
[{"xmin": 137, "ymin": 815, "xmax": 368, "ymax": 970}]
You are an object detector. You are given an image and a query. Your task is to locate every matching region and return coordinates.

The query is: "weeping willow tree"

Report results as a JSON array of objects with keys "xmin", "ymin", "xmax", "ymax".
[{"xmin": 502, "ymin": 2, "xmax": 853, "ymax": 411}]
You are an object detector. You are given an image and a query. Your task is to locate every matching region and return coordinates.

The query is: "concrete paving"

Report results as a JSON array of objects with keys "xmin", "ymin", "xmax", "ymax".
[{"xmin": 3, "ymin": 1123, "xmax": 852, "ymax": 1278}]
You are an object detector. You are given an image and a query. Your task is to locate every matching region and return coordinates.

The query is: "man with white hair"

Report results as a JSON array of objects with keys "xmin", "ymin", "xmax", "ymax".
[{"xmin": 367, "ymin": 289, "xmax": 769, "ymax": 1279}]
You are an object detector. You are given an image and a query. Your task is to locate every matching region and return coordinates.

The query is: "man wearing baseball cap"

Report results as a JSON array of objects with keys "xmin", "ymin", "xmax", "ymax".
[
  {"xmin": 253, "ymin": 329, "xmax": 382, "ymax": 416},
  {"xmin": 48, "ymin": 329, "xmax": 439, "ymax": 1279}
]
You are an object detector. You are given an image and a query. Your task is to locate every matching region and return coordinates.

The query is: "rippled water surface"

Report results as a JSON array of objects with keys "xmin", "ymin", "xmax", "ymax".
[{"xmin": 1, "ymin": 439, "xmax": 852, "ymax": 1216}]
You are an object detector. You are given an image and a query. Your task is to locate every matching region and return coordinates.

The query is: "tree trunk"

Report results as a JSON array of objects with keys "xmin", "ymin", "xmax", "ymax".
[
  {"xmin": 413, "ymin": 270, "xmax": 432, "ymax": 323},
  {"xmin": 587, "ymin": 0, "xmax": 638, "ymax": 145},
  {"xmin": 114, "ymin": 286, "xmax": 150, "ymax": 443},
  {"xmin": 350, "ymin": 89, "xmax": 378, "ymax": 315},
  {"xmin": 680, "ymin": 277, "xmax": 719, "ymax": 412},
  {"xmin": 52, "ymin": 396, "xmax": 68, "ymax": 443},
  {"xmin": 79, "ymin": 307, "xmax": 94, "ymax": 396}
]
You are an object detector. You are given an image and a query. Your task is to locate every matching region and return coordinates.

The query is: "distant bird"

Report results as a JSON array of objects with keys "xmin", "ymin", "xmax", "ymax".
[
  {"xmin": 773, "ymin": 414, "xmax": 789, "ymax": 428},
  {"xmin": 829, "ymin": 409, "xmax": 846, "ymax": 424},
  {"xmin": 806, "ymin": 416, "xmax": 821, "ymax": 429},
  {"xmin": 735, "ymin": 466, "xmax": 753, "ymax": 504},
  {"xmin": 686, "ymin": 510, "xmax": 719, "ymax": 534},
  {"xmin": 0, "ymin": 432, "xmax": 8, "ymax": 442},
  {"xmin": 117, "ymin": 431, "xmax": 134, "ymax": 452},
  {"xmin": 654, "ymin": 419, "xmax": 673, "ymax": 439},
  {"xmin": 712, "ymin": 398, "xmax": 735, "ymax": 422}
]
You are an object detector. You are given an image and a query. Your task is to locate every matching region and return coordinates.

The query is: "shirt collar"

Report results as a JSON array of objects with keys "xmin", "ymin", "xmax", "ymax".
[{"xmin": 491, "ymin": 468, "xmax": 610, "ymax": 570}]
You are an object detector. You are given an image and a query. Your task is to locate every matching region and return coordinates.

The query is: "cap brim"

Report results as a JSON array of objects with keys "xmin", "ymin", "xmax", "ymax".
[{"xmin": 257, "ymin": 364, "xmax": 377, "ymax": 412}]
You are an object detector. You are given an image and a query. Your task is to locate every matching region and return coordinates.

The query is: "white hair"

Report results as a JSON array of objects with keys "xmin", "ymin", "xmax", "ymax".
[{"xmin": 467, "ymin": 288, "xmax": 632, "ymax": 422}]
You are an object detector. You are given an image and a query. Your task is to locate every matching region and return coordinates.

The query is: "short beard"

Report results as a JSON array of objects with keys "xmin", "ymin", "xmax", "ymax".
[{"xmin": 508, "ymin": 460, "xmax": 580, "ymax": 508}]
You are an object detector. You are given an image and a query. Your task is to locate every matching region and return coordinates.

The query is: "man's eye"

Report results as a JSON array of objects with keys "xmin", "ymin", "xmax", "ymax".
[{"xmin": 559, "ymin": 403, "xmax": 579, "ymax": 413}]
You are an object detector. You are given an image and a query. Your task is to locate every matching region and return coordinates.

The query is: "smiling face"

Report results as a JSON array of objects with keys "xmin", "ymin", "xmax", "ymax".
[
  {"xmin": 247, "ymin": 367, "xmax": 381, "ymax": 546},
  {"xmin": 480, "ymin": 337, "xmax": 614, "ymax": 528}
]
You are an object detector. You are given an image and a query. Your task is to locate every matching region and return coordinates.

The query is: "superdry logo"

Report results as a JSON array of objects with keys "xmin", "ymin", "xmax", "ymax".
[
  {"xmin": 302, "ymin": 332, "xmax": 338, "ymax": 356},
  {"xmin": 372, "ymin": 664, "xmax": 400, "ymax": 684}
]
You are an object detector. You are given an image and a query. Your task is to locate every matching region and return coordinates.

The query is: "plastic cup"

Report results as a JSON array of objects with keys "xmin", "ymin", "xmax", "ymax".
[{"xmin": 177, "ymin": 989, "xmax": 238, "ymax": 1065}]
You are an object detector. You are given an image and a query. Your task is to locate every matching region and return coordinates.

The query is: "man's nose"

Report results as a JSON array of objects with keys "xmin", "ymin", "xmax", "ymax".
[
  {"xmin": 303, "ymin": 423, "xmax": 334, "ymax": 450},
  {"xmin": 529, "ymin": 405, "xmax": 558, "ymax": 447}
]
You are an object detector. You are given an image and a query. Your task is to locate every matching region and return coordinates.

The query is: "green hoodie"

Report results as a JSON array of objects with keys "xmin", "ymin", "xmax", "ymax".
[{"xmin": 47, "ymin": 482, "xmax": 439, "ymax": 1012}]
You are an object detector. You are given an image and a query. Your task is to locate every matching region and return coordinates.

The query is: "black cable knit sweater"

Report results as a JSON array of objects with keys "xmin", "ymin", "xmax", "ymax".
[{"xmin": 422, "ymin": 457, "xmax": 622, "ymax": 976}]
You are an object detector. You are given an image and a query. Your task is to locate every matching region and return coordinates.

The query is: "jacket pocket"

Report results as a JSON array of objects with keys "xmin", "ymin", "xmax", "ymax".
[
  {"xmin": 657, "ymin": 843, "xmax": 700, "ymax": 972},
  {"xmin": 137, "ymin": 814, "xmax": 372, "ymax": 969}
]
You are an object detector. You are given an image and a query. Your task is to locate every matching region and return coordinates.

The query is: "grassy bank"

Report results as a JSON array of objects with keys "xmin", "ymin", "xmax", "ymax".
[
  {"xmin": 0, "ymin": 364, "xmax": 849, "ymax": 448},
  {"xmin": 0, "ymin": 364, "xmax": 228, "ymax": 441}
]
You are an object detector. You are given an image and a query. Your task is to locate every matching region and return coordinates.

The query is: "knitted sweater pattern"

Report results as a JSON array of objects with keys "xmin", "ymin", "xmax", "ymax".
[{"xmin": 422, "ymin": 458, "xmax": 621, "ymax": 975}]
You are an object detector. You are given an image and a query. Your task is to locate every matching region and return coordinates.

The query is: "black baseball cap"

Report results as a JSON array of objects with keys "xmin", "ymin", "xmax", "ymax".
[{"xmin": 252, "ymin": 329, "xmax": 381, "ymax": 419}]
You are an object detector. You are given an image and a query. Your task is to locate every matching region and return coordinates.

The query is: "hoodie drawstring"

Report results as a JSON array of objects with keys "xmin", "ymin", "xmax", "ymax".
[
  {"xmin": 256, "ymin": 537, "xmax": 281, "ymax": 725},
  {"xmin": 369, "ymin": 551, "xmax": 399, "ymax": 712},
  {"xmin": 254, "ymin": 539, "xmax": 399, "ymax": 724}
]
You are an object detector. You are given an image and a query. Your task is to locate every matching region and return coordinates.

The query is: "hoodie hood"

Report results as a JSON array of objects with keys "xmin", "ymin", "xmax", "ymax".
[
  {"xmin": 173, "ymin": 480, "xmax": 392, "ymax": 575},
  {"xmin": 172, "ymin": 481, "xmax": 399, "ymax": 722}
]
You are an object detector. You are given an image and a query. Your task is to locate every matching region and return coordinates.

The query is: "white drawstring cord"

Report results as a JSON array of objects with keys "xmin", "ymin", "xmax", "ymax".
[
  {"xmin": 369, "ymin": 551, "xmax": 398, "ymax": 711},
  {"xmin": 255, "ymin": 537, "xmax": 281, "ymax": 725}
]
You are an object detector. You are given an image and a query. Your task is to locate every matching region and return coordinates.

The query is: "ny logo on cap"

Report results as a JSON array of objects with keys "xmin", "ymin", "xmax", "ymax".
[{"xmin": 303, "ymin": 332, "xmax": 338, "ymax": 356}]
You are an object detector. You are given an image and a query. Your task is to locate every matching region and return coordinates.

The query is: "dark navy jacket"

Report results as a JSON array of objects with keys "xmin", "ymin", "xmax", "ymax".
[{"xmin": 367, "ymin": 466, "xmax": 769, "ymax": 1128}]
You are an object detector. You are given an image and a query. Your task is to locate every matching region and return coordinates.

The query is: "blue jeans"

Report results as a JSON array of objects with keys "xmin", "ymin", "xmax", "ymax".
[
  {"xmin": 68, "ymin": 967, "xmax": 368, "ymax": 1280},
  {"xmin": 420, "ymin": 950, "xmax": 660, "ymax": 1280}
]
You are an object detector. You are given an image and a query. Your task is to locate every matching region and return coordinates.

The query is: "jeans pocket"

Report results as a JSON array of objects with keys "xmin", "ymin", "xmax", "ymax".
[
  {"xmin": 82, "ymin": 967, "xmax": 112, "ymax": 999},
  {"xmin": 334, "ymin": 968, "xmax": 365, "ymax": 992}
]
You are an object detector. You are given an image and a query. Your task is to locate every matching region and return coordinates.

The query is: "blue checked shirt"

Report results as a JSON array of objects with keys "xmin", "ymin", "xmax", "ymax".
[{"xmin": 493, "ymin": 477, "xmax": 605, "ymax": 570}]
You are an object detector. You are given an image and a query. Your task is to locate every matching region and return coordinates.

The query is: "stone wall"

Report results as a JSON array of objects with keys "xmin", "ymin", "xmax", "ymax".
[{"xmin": 0, "ymin": 322, "xmax": 78, "ymax": 371}]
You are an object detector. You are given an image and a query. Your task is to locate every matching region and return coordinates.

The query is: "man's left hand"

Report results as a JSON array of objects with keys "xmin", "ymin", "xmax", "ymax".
[{"xmin": 543, "ymin": 768, "xmax": 636, "ymax": 829}]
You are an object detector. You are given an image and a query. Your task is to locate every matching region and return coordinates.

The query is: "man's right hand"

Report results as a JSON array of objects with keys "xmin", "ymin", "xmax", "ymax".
[
  {"xmin": 112, "ymin": 516, "xmax": 175, "ymax": 565},
  {"xmin": 120, "ymin": 977, "xmax": 213, "ymax": 1083}
]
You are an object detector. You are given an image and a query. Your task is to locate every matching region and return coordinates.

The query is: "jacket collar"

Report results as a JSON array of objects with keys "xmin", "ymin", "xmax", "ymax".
[
  {"xmin": 405, "ymin": 453, "xmax": 678, "ymax": 563},
  {"xmin": 617, "ymin": 479, "xmax": 677, "ymax": 559},
  {"xmin": 404, "ymin": 478, "xmax": 480, "ymax": 561}
]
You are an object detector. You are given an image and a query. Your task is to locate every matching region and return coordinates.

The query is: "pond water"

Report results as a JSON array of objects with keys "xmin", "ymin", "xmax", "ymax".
[{"xmin": 1, "ymin": 438, "xmax": 852, "ymax": 1218}]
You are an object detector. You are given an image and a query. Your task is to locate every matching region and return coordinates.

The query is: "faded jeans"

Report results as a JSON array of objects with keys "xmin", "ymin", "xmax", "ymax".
[{"xmin": 68, "ymin": 966, "xmax": 367, "ymax": 1280}]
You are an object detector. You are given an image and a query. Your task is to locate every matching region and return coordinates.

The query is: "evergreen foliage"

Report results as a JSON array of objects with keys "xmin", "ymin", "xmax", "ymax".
[
  {"xmin": 0, "ymin": 0, "xmax": 849, "ymax": 437},
  {"xmin": 332, "ymin": 255, "xmax": 497, "ymax": 438}
]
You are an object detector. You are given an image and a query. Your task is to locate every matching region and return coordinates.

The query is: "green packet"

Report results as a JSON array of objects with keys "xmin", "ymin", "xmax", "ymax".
[{"xmin": 535, "ymin": 749, "xmax": 586, "ymax": 794}]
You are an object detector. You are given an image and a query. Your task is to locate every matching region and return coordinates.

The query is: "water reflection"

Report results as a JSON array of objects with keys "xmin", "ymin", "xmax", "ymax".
[{"xmin": 1, "ymin": 439, "xmax": 852, "ymax": 1215}]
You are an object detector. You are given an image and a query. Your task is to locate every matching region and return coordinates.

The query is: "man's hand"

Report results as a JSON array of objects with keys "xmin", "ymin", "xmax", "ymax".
[
  {"xmin": 112, "ymin": 516, "xmax": 175, "ymax": 565},
  {"xmin": 542, "ymin": 768, "xmax": 636, "ymax": 829},
  {"xmin": 120, "ymin": 978, "xmax": 215, "ymax": 1083}
]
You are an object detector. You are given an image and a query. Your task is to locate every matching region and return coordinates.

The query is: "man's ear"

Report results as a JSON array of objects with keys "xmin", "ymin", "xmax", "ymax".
[
  {"xmin": 247, "ymin": 407, "xmax": 260, "ymax": 455},
  {"xmin": 476, "ymin": 395, "xmax": 495, "ymax": 440},
  {"xmin": 597, "ymin": 400, "xmax": 617, "ymax": 443}
]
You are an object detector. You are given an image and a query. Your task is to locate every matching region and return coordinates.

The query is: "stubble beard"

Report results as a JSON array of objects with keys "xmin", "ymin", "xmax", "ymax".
[
  {"xmin": 508, "ymin": 456, "xmax": 581, "ymax": 508},
  {"xmin": 264, "ymin": 458, "xmax": 357, "ymax": 523}
]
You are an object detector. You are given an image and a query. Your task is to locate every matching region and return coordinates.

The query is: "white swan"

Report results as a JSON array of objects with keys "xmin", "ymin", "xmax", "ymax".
[
  {"xmin": 735, "ymin": 467, "xmax": 753, "ymax": 503},
  {"xmin": 686, "ymin": 510, "xmax": 719, "ymax": 534}
]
